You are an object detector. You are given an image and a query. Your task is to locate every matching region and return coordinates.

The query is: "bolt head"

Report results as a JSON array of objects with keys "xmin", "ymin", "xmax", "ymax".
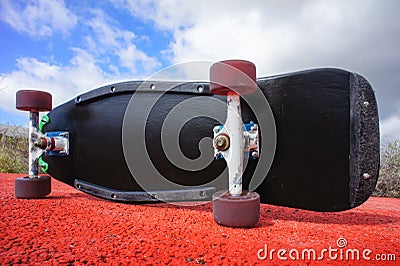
[
  {"xmin": 251, "ymin": 151, "xmax": 259, "ymax": 158},
  {"xmin": 362, "ymin": 173, "xmax": 371, "ymax": 179}
]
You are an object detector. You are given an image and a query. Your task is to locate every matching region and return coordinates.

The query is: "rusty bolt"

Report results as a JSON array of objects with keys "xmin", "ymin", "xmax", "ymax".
[{"xmin": 214, "ymin": 134, "xmax": 230, "ymax": 151}]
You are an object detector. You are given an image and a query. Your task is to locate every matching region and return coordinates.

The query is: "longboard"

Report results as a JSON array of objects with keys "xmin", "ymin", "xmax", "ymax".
[{"xmin": 39, "ymin": 68, "xmax": 379, "ymax": 212}]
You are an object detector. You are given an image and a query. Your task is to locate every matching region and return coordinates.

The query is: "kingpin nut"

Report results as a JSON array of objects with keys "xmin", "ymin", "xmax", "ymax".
[{"xmin": 214, "ymin": 134, "xmax": 230, "ymax": 151}]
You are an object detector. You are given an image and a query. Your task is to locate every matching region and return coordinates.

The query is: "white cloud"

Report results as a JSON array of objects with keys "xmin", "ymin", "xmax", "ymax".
[
  {"xmin": 118, "ymin": 45, "xmax": 161, "ymax": 72},
  {"xmin": 380, "ymin": 115, "xmax": 400, "ymax": 143},
  {"xmin": 0, "ymin": 0, "xmax": 77, "ymax": 37},
  {"xmin": 111, "ymin": 2, "xmax": 352, "ymax": 73},
  {"xmin": 113, "ymin": 0, "xmax": 400, "ymax": 141},
  {"xmin": 86, "ymin": 9, "xmax": 136, "ymax": 51},
  {"xmin": 114, "ymin": 1, "xmax": 399, "ymax": 76},
  {"xmin": 0, "ymin": 49, "xmax": 112, "ymax": 117},
  {"xmin": 85, "ymin": 9, "xmax": 161, "ymax": 73},
  {"xmin": 0, "ymin": 5, "xmax": 163, "ymax": 121},
  {"xmin": 109, "ymin": 0, "xmax": 196, "ymax": 31},
  {"xmin": 122, "ymin": 0, "xmax": 400, "ymax": 77}
]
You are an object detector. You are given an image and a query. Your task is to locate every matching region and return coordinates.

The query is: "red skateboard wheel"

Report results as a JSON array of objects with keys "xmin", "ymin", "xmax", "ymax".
[
  {"xmin": 15, "ymin": 176, "xmax": 51, "ymax": 199},
  {"xmin": 16, "ymin": 90, "xmax": 52, "ymax": 112},
  {"xmin": 210, "ymin": 60, "xmax": 257, "ymax": 96},
  {"xmin": 212, "ymin": 190, "xmax": 260, "ymax": 228}
]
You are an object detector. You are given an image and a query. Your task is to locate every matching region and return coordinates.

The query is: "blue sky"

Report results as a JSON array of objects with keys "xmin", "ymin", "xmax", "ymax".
[{"xmin": 0, "ymin": 0, "xmax": 399, "ymax": 141}]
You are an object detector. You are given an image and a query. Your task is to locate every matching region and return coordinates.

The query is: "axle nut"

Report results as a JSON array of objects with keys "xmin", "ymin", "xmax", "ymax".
[
  {"xmin": 214, "ymin": 134, "xmax": 230, "ymax": 151},
  {"xmin": 34, "ymin": 138, "xmax": 48, "ymax": 150}
]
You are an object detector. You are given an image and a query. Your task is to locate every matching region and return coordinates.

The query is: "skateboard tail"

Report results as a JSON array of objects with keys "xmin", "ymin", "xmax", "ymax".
[{"xmin": 349, "ymin": 73, "xmax": 380, "ymax": 208}]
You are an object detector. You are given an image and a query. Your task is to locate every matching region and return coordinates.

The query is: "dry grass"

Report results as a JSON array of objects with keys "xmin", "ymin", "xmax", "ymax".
[
  {"xmin": 0, "ymin": 127, "xmax": 28, "ymax": 173},
  {"xmin": 374, "ymin": 140, "xmax": 400, "ymax": 198}
]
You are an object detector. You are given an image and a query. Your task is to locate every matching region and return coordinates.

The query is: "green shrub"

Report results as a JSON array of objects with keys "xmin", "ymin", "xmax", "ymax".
[
  {"xmin": 0, "ymin": 133, "xmax": 28, "ymax": 173},
  {"xmin": 374, "ymin": 140, "xmax": 400, "ymax": 198}
]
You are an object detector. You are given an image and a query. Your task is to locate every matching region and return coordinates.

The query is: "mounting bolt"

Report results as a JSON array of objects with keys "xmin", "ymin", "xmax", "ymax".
[
  {"xmin": 214, "ymin": 134, "xmax": 230, "ymax": 151},
  {"xmin": 251, "ymin": 151, "xmax": 259, "ymax": 158},
  {"xmin": 363, "ymin": 173, "xmax": 371, "ymax": 179},
  {"xmin": 362, "ymin": 173, "xmax": 371, "ymax": 180}
]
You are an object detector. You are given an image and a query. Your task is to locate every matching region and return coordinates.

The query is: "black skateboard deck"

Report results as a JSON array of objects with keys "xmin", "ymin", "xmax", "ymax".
[{"xmin": 41, "ymin": 68, "xmax": 379, "ymax": 211}]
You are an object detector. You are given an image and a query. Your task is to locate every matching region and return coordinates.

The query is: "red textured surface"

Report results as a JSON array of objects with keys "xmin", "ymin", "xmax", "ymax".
[{"xmin": 1, "ymin": 173, "xmax": 399, "ymax": 265}]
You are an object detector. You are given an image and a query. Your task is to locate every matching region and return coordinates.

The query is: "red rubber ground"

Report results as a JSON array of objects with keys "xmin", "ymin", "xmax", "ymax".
[{"xmin": 1, "ymin": 173, "xmax": 399, "ymax": 265}]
